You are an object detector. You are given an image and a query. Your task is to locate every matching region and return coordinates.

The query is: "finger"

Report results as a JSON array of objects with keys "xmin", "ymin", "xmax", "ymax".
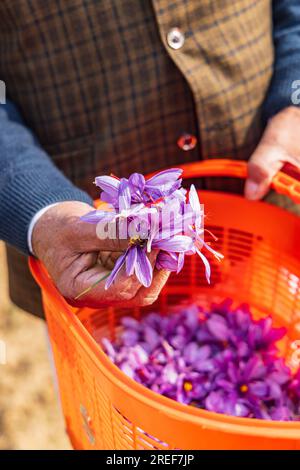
[
  {"xmin": 98, "ymin": 251, "xmax": 111, "ymax": 267},
  {"xmin": 58, "ymin": 251, "xmax": 110, "ymax": 307},
  {"xmin": 72, "ymin": 217, "xmax": 129, "ymax": 253},
  {"xmin": 42, "ymin": 201, "xmax": 129, "ymax": 254},
  {"xmin": 64, "ymin": 248, "xmax": 160, "ymax": 308},
  {"xmin": 245, "ymin": 143, "xmax": 285, "ymax": 201},
  {"xmin": 245, "ymin": 138, "xmax": 300, "ymax": 200},
  {"xmin": 94, "ymin": 250, "xmax": 158, "ymax": 303},
  {"xmin": 98, "ymin": 251, "xmax": 123, "ymax": 270},
  {"xmin": 129, "ymin": 269, "xmax": 170, "ymax": 307},
  {"xmin": 147, "ymin": 249, "xmax": 159, "ymax": 267},
  {"xmin": 66, "ymin": 255, "xmax": 142, "ymax": 308}
]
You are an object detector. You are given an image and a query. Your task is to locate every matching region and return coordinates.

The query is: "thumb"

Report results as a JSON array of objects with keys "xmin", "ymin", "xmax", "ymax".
[
  {"xmin": 74, "ymin": 216, "xmax": 129, "ymax": 253},
  {"xmin": 50, "ymin": 201, "xmax": 129, "ymax": 253},
  {"xmin": 244, "ymin": 143, "xmax": 284, "ymax": 201}
]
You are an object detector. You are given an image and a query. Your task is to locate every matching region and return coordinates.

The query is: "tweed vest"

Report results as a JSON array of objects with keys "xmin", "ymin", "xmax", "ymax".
[{"xmin": 0, "ymin": 0, "xmax": 274, "ymax": 316}]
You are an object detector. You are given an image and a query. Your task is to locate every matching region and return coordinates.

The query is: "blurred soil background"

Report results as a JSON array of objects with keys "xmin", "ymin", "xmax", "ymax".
[{"xmin": 0, "ymin": 242, "xmax": 71, "ymax": 449}]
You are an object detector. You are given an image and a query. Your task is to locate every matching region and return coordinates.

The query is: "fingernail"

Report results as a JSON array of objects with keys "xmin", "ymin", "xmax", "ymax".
[{"xmin": 245, "ymin": 181, "xmax": 259, "ymax": 200}]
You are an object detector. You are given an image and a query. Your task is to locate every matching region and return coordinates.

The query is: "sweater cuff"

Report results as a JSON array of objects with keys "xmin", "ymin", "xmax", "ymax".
[
  {"xmin": 27, "ymin": 203, "xmax": 59, "ymax": 254},
  {"xmin": 1, "ymin": 165, "xmax": 93, "ymax": 255}
]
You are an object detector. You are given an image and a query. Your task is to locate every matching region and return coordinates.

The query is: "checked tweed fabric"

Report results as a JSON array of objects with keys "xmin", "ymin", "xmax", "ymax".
[{"xmin": 0, "ymin": 0, "xmax": 274, "ymax": 316}]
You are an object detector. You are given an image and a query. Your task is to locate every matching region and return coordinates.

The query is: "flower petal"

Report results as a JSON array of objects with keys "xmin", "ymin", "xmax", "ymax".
[
  {"xmin": 157, "ymin": 211, "xmax": 194, "ymax": 240},
  {"xmin": 119, "ymin": 178, "xmax": 131, "ymax": 211},
  {"xmin": 146, "ymin": 168, "xmax": 182, "ymax": 187},
  {"xmin": 206, "ymin": 314, "xmax": 230, "ymax": 342},
  {"xmin": 205, "ymin": 391, "xmax": 226, "ymax": 413},
  {"xmin": 243, "ymin": 356, "xmax": 266, "ymax": 382},
  {"xmin": 196, "ymin": 248, "xmax": 211, "ymax": 284},
  {"xmin": 135, "ymin": 247, "xmax": 153, "ymax": 287},
  {"xmin": 271, "ymin": 406, "xmax": 293, "ymax": 421},
  {"xmin": 105, "ymin": 250, "xmax": 128, "ymax": 289},
  {"xmin": 153, "ymin": 235, "xmax": 193, "ymax": 252},
  {"xmin": 101, "ymin": 191, "xmax": 119, "ymax": 207},
  {"xmin": 248, "ymin": 381, "xmax": 268, "ymax": 398},
  {"xmin": 233, "ymin": 401, "xmax": 250, "ymax": 418},
  {"xmin": 95, "ymin": 175, "xmax": 120, "ymax": 193},
  {"xmin": 121, "ymin": 316, "xmax": 140, "ymax": 330},
  {"xmin": 177, "ymin": 252, "xmax": 185, "ymax": 274},
  {"xmin": 121, "ymin": 329, "xmax": 139, "ymax": 347},
  {"xmin": 129, "ymin": 173, "xmax": 145, "ymax": 199},
  {"xmin": 126, "ymin": 246, "xmax": 137, "ymax": 276},
  {"xmin": 102, "ymin": 338, "xmax": 116, "ymax": 361},
  {"xmin": 183, "ymin": 342, "xmax": 199, "ymax": 364},
  {"xmin": 80, "ymin": 210, "xmax": 115, "ymax": 224},
  {"xmin": 189, "ymin": 184, "xmax": 201, "ymax": 214},
  {"xmin": 156, "ymin": 251, "xmax": 179, "ymax": 272},
  {"xmin": 144, "ymin": 326, "xmax": 160, "ymax": 349}
]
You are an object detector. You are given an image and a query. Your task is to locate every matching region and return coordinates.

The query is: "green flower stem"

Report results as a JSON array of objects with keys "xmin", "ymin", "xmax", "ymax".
[{"xmin": 74, "ymin": 272, "xmax": 111, "ymax": 300}]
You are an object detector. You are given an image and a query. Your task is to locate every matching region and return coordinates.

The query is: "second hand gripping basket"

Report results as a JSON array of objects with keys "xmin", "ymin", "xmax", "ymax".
[{"xmin": 30, "ymin": 159, "xmax": 300, "ymax": 450}]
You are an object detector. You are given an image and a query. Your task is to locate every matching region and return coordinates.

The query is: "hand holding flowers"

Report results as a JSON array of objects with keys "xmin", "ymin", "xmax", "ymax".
[
  {"xmin": 32, "ymin": 201, "xmax": 170, "ymax": 308},
  {"xmin": 32, "ymin": 168, "xmax": 222, "ymax": 307},
  {"xmin": 80, "ymin": 168, "xmax": 223, "ymax": 294}
]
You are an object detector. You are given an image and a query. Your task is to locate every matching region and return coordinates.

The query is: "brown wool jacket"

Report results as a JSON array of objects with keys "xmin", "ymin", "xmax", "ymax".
[{"xmin": 0, "ymin": 0, "xmax": 287, "ymax": 317}]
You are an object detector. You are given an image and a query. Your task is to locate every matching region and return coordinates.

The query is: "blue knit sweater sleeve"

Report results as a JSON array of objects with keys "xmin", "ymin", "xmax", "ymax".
[
  {"xmin": 0, "ymin": 101, "xmax": 93, "ymax": 254},
  {"xmin": 263, "ymin": 0, "xmax": 300, "ymax": 121}
]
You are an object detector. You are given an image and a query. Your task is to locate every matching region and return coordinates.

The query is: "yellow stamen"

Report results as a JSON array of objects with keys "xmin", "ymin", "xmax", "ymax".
[
  {"xmin": 129, "ymin": 236, "xmax": 140, "ymax": 245},
  {"xmin": 184, "ymin": 381, "xmax": 193, "ymax": 392},
  {"xmin": 129, "ymin": 236, "xmax": 146, "ymax": 247},
  {"xmin": 240, "ymin": 384, "xmax": 248, "ymax": 393}
]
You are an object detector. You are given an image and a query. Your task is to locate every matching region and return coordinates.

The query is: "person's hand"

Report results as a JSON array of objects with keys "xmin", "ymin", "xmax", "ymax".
[
  {"xmin": 245, "ymin": 106, "xmax": 300, "ymax": 200},
  {"xmin": 32, "ymin": 201, "xmax": 170, "ymax": 308}
]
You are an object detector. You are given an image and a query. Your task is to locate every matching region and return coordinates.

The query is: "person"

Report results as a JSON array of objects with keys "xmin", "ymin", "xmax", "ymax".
[{"xmin": 0, "ymin": 0, "xmax": 299, "ymax": 318}]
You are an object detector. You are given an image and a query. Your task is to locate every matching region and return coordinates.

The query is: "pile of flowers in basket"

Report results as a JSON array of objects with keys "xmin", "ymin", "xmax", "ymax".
[{"xmin": 102, "ymin": 299, "xmax": 300, "ymax": 421}]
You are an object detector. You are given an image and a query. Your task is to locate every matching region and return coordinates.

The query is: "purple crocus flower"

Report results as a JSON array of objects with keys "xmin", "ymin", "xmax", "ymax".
[
  {"xmin": 81, "ymin": 181, "xmax": 156, "ymax": 225},
  {"xmin": 248, "ymin": 316, "xmax": 287, "ymax": 352},
  {"xmin": 156, "ymin": 251, "xmax": 184, "ymax": 273},
  {"xmin": 205, "ymin": 390, "xmax": 251, "ymax": 417},
  {"xmin": 143, "ymin": 169, "xmax": 183, "ymax": 201},
  {"xmin": 152, "ymin": 235, "xmax": 194, "ymax": 253},
  {"xmin": 105, "ymin": 244, "xmax": 153, "ymax": 289},
  {"xmin": 128, "ymin": 170, "xmax": 173, "ymax": 205},
  {"xmin": 95, "ymin": 168, "xmax": 183, "ymax": 208},
  {"xmin": 146, "ymin": 202, "xmax": 192, "ymax": 254},
  {"xmin": 205, "ymin": 356, "xmax": 268, "ymax": 418},
  {"xmin": 206, "ymin": 313, "xmax": 231, "ymax": 342},
  {"xmin": 105, "ymin": 234, "xmax": 193, "ymax": 288},
  {"xmin": 94, "ymin": 174, "xmax": 120, "ymax": 207}
]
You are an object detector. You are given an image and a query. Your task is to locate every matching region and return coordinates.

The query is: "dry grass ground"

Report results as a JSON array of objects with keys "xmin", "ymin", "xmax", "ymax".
[{"xmin": 0, "ymin": 242, "xmax": 71, "ymax": 449}]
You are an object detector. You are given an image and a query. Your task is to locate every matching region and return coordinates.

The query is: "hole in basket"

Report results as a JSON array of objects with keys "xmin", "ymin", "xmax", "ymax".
[{"xmin": 113, "ymin": 407, "xmax": 171, "ymax": 450}]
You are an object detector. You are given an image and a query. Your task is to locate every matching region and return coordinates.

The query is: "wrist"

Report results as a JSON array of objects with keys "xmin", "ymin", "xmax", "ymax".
[
  {"xmin": 31, "ymin": 201, "xmax": 95, "ymax": 260},
  {"xmin": 28, "ymin": 203, "xmax": 59, "ymax": 255}
]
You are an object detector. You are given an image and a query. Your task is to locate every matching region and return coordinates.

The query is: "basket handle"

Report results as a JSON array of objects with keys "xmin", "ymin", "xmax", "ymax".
[{"xmin": 177, "ymin": 159, "xmax": 300, "ymax": 204}]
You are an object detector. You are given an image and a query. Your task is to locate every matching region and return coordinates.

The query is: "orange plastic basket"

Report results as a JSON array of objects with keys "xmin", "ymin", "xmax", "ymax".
[{"xmin": 29, "ymin": 159, "xmax": 300, "ymax": 450}]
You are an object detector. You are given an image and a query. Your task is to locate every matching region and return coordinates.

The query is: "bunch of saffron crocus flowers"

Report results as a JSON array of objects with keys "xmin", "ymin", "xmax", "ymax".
[
  {"xmin": 102, "ymin": 300, "xmax": 300, "ymax": 421},
  {"xmin": 81, "ymin": 168, "xmax": 223, "ymax": 289}
]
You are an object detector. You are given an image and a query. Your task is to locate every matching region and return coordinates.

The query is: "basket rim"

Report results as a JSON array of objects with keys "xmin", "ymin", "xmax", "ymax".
[{"xmin": 29, "ymin": 255, "xmax": 300, "ymax": 440}]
